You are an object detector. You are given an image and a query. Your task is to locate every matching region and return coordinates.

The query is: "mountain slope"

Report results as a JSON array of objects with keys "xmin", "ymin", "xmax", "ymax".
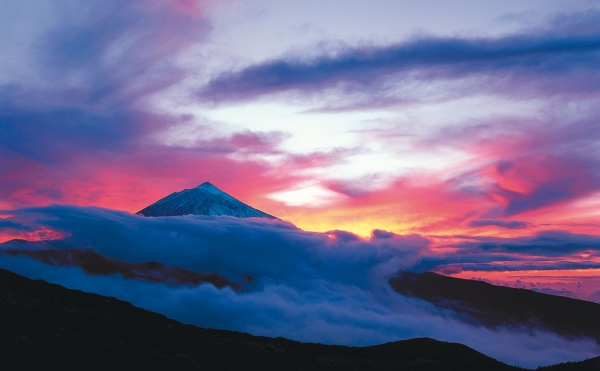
[
  {"xmin": 137, "ymin": 182, "xmax": 276, "ymax": 219},
  {"xmin": 538, "ymin": 357, "xmax": 600, "ymax": 371},
  {"xmin": 390, "ymin": 271, "xmax": 600, "ymax": 343},
  {"xmin": 0, "ymin": 239, "xmax": 241, "ymax": 289},
  {"xmin": 0, "ymin": 267, "xmax": 518, "ymax": 371}
]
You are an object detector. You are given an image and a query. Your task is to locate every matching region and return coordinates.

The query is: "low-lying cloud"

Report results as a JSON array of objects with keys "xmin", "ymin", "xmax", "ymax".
[{"xmin": 1, "ymin": 205, "xmax": 599, "ymax": 368}]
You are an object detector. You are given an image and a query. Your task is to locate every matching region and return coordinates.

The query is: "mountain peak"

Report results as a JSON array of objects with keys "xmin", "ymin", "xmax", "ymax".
[
  {"xmin": 193, "ymin": 182, "xmax": 222, "ymax": 194},
  {"xmin": 137, "ymin": 182, "xmax": 276, "ymax": 219}
]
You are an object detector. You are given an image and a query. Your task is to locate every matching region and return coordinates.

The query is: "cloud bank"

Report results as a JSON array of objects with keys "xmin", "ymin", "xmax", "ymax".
[{"xmin": 1, "ymin": 205, "xmax": 600, "ymax": 368}]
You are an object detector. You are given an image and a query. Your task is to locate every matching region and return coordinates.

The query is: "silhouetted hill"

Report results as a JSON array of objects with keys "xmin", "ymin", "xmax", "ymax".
[
  {"xmin": 0, "ymin": 268, "xmax": 518, "ymax": 371},
  {"xmin": 390, "ymin": 272, "xmax": 600, "ymax": 343},
  {"xmin": 0, "ymin": 240, "xmax": 242, "ymax": 289},
  {"xmin": 537, "ymin": 356, "xmax": 600, "ymax": 371}
]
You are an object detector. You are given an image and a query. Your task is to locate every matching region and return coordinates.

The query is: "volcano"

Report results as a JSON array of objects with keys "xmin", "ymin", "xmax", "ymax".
[{"xmin": 137, "ymin": 182, "xmax": 276, "ymax": 219}]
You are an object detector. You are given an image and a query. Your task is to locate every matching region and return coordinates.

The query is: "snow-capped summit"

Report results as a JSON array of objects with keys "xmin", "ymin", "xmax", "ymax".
[{"xmin": 137, "ymin": 182, "xmax": 276, "ymax": 219}]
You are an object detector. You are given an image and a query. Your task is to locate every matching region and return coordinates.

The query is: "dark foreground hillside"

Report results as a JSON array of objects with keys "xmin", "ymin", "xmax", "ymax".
[
  {"xmin": 538, "ymin": 357, "xmax": 600, "ymax": 371},
  {"xmin": 0, "ymin": 268, "xmax": 518, "ymax": 371}
]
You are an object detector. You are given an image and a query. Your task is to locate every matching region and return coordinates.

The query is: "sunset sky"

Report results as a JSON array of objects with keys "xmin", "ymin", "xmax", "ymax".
[
  {"xmin": 1, "ymin": 0, "xmax": 599, "ymax": 235},
  {"xmin": 3, "ymin": 2, "xmax": 600, "ymax": 365},
  {"xmin": 2, "ymin": 1, "xmax": 600, "ymax": 292}
]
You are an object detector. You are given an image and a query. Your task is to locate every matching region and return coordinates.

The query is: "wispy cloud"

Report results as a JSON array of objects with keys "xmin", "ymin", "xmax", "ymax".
[
  {"xmin": 468, "ymin": 219, "xmax": 530, "ymax": 229},
  {"xmin": 198, "ymin": 11, "xmax": 600, "ymax": 104}
]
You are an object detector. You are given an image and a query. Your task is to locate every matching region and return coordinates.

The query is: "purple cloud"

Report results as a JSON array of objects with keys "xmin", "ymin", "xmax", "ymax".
[
  {"xmin": 1, "ymin": 205, "xmax": 600, "ymax": 367},
  {"xmin": 468, "ymin": 219, "xmax": 530, "ymax": 229},
  {"xmin": 0, "ymin": 219, "xmax": 33, "ymax": 231},
  {"xmin": 198, "ymin": 11, "xmax": 600, "ymax": 103},
  {"xmin": 448, "ymin": 230, "xmax": 600, "ymax": 255}
]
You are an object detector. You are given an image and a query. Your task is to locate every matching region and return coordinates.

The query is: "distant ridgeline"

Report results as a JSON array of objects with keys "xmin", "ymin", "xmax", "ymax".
[
  {"xmin": 390, "ymin": 272, "xmax": 600, "ymax": 344},
  {"xmin": 137, "ymin": 182, "xmax": 276, "ymax": 219}
]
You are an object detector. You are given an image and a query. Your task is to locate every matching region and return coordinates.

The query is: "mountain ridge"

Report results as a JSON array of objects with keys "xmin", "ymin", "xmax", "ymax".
[
  {"xmin": 390, "ymin": 271, "xmax": 600, "ymax": 344},
  {"xmin": 2, "ymin": 267, "xmax": 598, "ymax": 369},
  {"xmin": 0, "ymin": 267, "xmax": 520, "ymax": 371}
]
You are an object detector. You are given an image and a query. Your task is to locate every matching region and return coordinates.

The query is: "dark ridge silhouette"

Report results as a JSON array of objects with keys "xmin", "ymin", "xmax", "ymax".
[
  {"xmin": 537, "ymin": 357, "xmax": 600, "ymax": 371},
  {"xmin": 138, "ymin": 182, "xmax": 276, "ymax": 219},
  {"xmin": 389, "ymin": 272, "xmax": 600, "ymax": 343},
  {"xmin": 0, "ymin": 246, "xmax": 242, "ymax": 289},
  {"xmin": 0, "ymin": 267, "xmax": 519, "ymax": 371}
]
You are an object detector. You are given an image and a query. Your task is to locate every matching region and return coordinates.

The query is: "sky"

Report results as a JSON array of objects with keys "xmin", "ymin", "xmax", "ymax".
[
  {"xmin": 2, "ymin": 0, "xmax": 600, "ymax": 366},
  {"xmin": 2, "ymin": 0, "xmax": 600, "ymax": 238}
]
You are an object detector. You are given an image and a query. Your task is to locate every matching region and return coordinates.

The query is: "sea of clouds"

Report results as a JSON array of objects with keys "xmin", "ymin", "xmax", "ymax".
[{"xmin": 1, "ymin": 205, "xmax": 599, "ymax": 368}]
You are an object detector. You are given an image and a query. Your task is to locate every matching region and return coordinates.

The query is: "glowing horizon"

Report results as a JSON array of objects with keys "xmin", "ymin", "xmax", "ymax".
[{"xmin": 3, "ymin": 4, "xmax": 600, "ymax": 364}]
